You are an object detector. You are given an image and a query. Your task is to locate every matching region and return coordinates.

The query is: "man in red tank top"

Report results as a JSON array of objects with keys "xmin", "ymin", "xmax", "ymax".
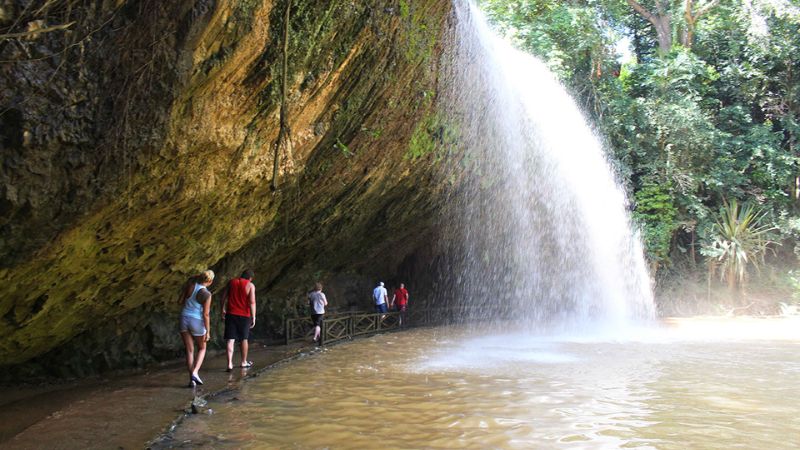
[
  {"xmin": 222, "ymin": 269, "xmax": 257, "ymax": 371},
  {"xmin": 392, "ymin": 283, "xmax": 409, "ymax": 326},
  {"xmin": 392, "ymin": 283, "xmax": 409, "ymax": 311}
]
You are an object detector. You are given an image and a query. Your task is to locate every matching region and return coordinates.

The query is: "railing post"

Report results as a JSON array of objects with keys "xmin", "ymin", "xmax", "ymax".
[
  {"xmin": 348, "ymin": 315, "xmax": 353, "ymax": 339},
  {"xmin": 320, "ymin": 319, "xmax": 326, "ymax": 346},
  {"xmin": 284, "ymin": 318, "xmax": 289, "ymax": 345}
]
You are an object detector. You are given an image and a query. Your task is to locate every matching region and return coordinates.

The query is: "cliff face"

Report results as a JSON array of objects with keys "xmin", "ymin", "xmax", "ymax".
[{"xmin": 0, "ymin": 0, "xmax": 453, "ymax": 377}]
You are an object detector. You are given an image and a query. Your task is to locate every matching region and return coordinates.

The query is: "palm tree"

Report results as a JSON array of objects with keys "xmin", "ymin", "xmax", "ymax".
[{"xmin": 700, "ymin": 199, "xmax": 776, "ymax": 294}]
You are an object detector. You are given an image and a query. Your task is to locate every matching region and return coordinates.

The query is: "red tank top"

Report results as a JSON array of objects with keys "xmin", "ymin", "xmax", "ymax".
[
  {"xmin": 226, "ymin": 278, "xmax": 251, "ymax": 317},
  {"xmin": 395, "ymin": 288, "xmax": 408, "ymax": 306}
]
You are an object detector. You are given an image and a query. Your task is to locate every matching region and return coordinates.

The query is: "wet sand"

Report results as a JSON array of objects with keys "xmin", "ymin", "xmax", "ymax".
[{"xmin": 0, "ymin": 341, "xmax": 308, "ymax": 450}]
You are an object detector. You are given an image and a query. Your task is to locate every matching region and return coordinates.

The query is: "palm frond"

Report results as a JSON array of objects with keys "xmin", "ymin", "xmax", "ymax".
[{"xmin": 700, "ymin": 198, "xmax": 777, "ymax": 290}]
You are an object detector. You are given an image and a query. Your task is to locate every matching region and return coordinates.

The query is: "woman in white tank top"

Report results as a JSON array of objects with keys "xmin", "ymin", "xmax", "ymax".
[{"xmin": 178, "ymin": 270, "xmax": 214, "ymax": 387}]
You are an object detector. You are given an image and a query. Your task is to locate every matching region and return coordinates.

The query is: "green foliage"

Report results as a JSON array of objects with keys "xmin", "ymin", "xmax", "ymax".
[
  {"xmin": 399, "ymin": 0, "xmax": 410, "ymax": 19},
  {"xmin": 481, "ymin": 0, "xmax": 619, "ymax": 112},
  {"xmin": 335, "ymin": 138, "xmax": 354, "ymax": 158},
  {"xmin": 406, "ymin": 113, "xmax": 458, "ymax": 161},
  {"xmin": 361, "ymin": 126, "xmax": 383, "ymax": 139},
  {"xmin": 633, "ymin": 182, "xmax": 678, "ymax": 267},
  {"xmin": 399, "ymin": 1, "xmax": 438, "ymax": 64},
  {"xmin": 700, "ymin": 199, "xmax": 777, "ymax": 290},
  {"xmin": 785, "ymin": 269, "xmax": 800, "ymax": 313},
  {"xmin": 483, "ymin": 0, "xmax": 800, "ymax": 276},
  {"xmin": 786, "ymin": 270, "xmax": 800, "ymax": 303}
]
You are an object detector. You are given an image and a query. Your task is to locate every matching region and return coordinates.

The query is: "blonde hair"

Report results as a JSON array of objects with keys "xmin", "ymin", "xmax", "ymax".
[
  {"xmin": 314, "ymin": 282, "xmax": 323, "ymax": 291},
  {"xmin": 198, "ymin": 269, "xmax": 215, "ymax": 284},
  {"xmin": 179, "ymin": 269, "xmax": 215, "ymax": 304}
]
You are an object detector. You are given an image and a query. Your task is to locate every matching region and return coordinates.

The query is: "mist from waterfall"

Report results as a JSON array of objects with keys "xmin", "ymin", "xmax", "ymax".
[{"xmin": 437, "ymin": 1, "xmax": 655, "ymax": 333}]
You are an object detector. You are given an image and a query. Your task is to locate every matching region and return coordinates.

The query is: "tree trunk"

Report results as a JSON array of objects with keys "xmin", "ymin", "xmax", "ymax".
[
  {"xmin": 682, "ymin": 0, "xmax": 695, "ymax": 47},
  {"xmin": 727, "ymin": 265, "xmax": 741, "ymax": 306},
  {"xmin": 653, "ymin": 15, "xmax": 672, "ymax": 53},
  {"xmin": 627, "ymin": 0, "xmax": 672, "ymax": 53},
  {"xmin": 681, "ymin": 0, "xmax": 719, "ymax": 48}
]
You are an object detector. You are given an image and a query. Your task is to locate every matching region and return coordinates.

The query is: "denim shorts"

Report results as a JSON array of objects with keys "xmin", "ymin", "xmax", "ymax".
[
  {"xmin": 180, "ymin": 315, "xmax": 206, "ymax": 336},
  {"xmin": 375, "ymin": 303, "xmax": 388, "ymax": 313}
]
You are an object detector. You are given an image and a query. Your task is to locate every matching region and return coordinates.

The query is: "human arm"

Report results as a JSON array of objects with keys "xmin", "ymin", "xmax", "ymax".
[
  {"xmin": 249, "ymin": 282, "xmax": 257, "ymax": 328},
  {"xmin": 220, "ymin": 284, "xmax": 229, "ymax": 318},
  {"xmin": 200, "ymin": 290, "xmax": 212, "ymax": 342}
]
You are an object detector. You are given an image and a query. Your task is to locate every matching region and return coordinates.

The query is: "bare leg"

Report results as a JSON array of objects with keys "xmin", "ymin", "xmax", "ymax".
[
  {"xmin": 226, "ymin": 339, "xmax": 235, "ymax": 370},
  {"xmin": 181, "ymin": 332, "xmax": 195, "ymax": 375},
  {"xmin": 241, "ymin": 339, "xmax": 249, "ymax": 365},
  {"xmin": 192, "ymin": 335, "xmax": 207, "ymax": 377},
  {"xmin": 313, "ymin": 326, "xmax": 321, "ymax": 341}
]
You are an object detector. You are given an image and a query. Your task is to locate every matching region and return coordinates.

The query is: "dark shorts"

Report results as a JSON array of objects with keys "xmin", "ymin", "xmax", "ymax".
[
  {"xmin": 311, "ymin": 313, "xmax": 324, "ymax": 327},
  {"xmin": 375, "ymin": 303, "xmax": 388, "ymax": 313},
  {"xmin": 396, "ymin": 304, "xmax": 407, "ymax": 312},
  {"xmin": 224, "ymin": 314, "xmax": 251, "ymax": 341}
]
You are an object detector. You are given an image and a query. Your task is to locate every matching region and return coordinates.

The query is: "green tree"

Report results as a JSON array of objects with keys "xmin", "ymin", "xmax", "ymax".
[
  {"xmin": 482, "ymin": 0, "xmax": 800, "ymax": 276},
  {"xmin": 700, "ymin": 199, "xmax": 776, "ymax": 292},
  {"xmin": 624, "ymin": 0, "xmax": 721, "ymax": 52},
  {"xmin": 633, "ymin": 181, "xmax": 679, "ymax": 271}
]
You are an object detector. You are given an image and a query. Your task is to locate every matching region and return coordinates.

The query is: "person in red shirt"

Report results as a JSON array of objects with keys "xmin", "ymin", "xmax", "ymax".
[
  {"xmin": 221, "ymin": 269, "xmax": 256, "ymax": 371},
  {"xmin": 391, "ymin": 283, "xmax": 409, "ymax": 326}
]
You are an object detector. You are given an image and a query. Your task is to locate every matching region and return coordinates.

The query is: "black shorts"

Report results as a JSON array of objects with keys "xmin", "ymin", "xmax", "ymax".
[
  {"xmin": 311, "ymin": 314, "xmax": 324, "ymax": 327},
  {"xmin": 224, "ymin": 314, "xmax": 251, "ymax": 341}
]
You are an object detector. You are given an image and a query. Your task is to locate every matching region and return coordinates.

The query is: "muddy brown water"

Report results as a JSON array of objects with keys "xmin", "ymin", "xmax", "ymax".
[
  {"xmin": 161, "ymin": 318, "xmax": 800, "ymax": 449},
  {"xmin": 2, "ymin": 318, "xmax": 798, "ymax": 449}
]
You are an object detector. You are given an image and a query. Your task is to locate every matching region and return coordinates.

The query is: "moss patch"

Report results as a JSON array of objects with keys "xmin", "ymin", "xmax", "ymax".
[{"xmin": 406, "ymin": 111, "xmax": 460, "ymax": 161}]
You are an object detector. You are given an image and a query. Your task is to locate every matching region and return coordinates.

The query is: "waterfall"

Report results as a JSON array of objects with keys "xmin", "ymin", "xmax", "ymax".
[{"xmin": 438, "ymin": 1, "xmax": 655, "ymax": 332}]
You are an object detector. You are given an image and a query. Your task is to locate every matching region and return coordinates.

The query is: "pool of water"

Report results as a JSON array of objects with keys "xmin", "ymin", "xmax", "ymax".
[{"xmin": 164, "ymin": 318, "xmax": 800, "ymax": 449}]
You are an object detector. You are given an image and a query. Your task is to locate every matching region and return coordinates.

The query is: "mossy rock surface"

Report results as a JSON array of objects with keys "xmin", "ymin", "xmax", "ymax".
[{"xmin": 0, "ymin": 0, "xmax": 452, "ymax": 378}]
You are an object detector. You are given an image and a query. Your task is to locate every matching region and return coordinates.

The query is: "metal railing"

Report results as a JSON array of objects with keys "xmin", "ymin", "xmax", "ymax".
[{"xmin": 284, "ymin": 307, "xmax": 444, "ymax": 345}]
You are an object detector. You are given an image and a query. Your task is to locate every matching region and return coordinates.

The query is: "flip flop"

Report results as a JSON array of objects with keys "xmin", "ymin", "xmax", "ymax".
[{"xmin": 241, "ymin": 361, "xmax": 253, "ymax": 368}]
